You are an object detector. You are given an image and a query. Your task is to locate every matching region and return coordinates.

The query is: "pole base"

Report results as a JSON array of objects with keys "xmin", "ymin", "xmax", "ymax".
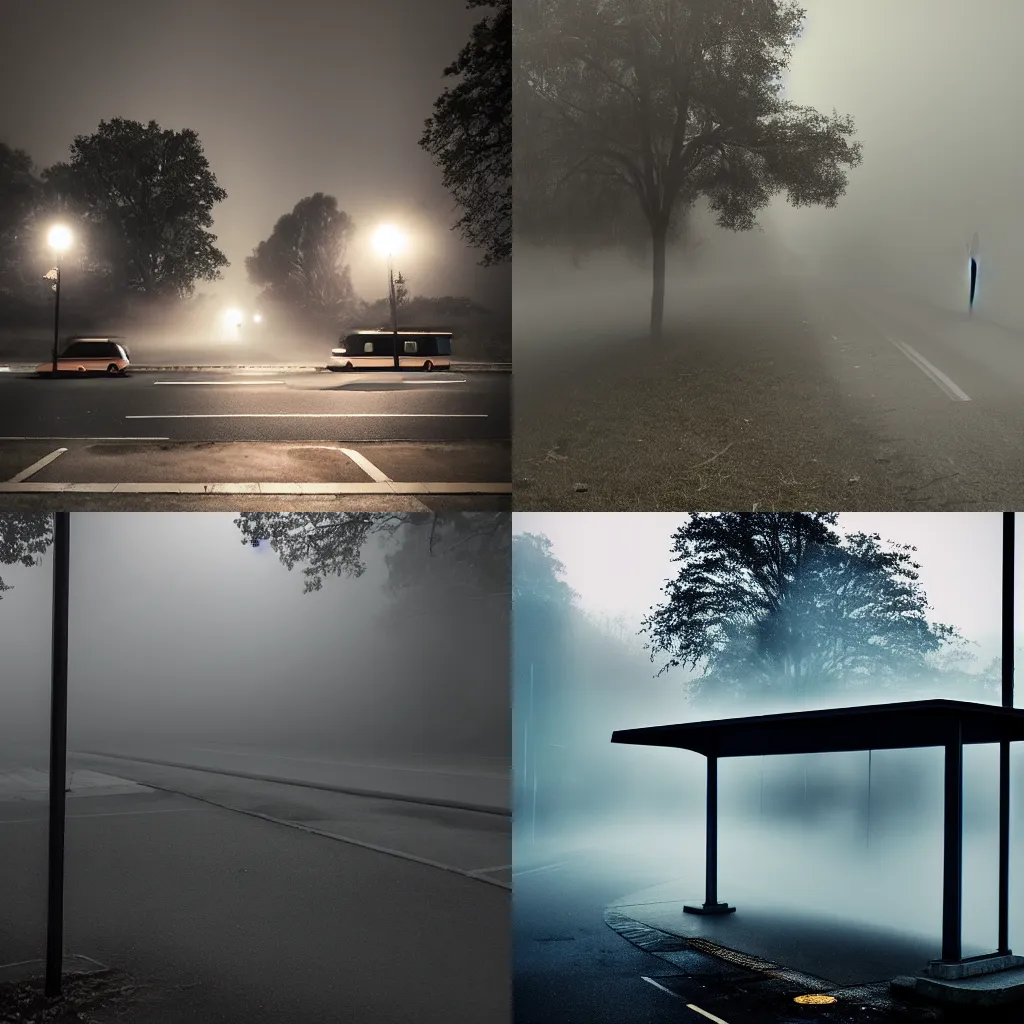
[{"xmin": 684, "ymin": 902, "xmax": 736, "ymax": 916}]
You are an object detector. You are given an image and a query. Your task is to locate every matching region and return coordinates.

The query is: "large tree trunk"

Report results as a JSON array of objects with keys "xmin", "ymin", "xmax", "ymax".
[{"xmin": 649, "ymin": 221, "xmax": 668, "ymax": 341}]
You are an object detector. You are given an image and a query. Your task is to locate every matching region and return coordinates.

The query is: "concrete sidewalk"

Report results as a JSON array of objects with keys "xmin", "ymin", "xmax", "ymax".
[{"xmin": 0, "ymin": 781, "xmax": 508, "ymax": 1022}]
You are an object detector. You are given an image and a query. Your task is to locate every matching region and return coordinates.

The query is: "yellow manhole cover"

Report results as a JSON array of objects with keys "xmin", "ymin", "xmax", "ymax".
[{"xmin": 793, "ymin": 993, "xmax": 838, "ymax": 1005}]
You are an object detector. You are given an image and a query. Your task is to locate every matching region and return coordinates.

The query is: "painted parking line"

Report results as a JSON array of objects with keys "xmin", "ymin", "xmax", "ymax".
[
  {"xmin": 0, "ymin": 481, "xmax": 512, "ymax": 494},
  {"xmin": 124, "ymin": 412, "xmax": 487, "ymax": 419},
  {"xmin": 8, "ymin": 447, "xmax": 67, "ymax": 483},
  {"xmin": 152, "ymin": 380, "xmax": 287, "ymax": 386},
  {"xmin": 891, "ymin": 339, "xmax": 971, "ymax": 401},
  {"xmin": 686, "ymin": 1004, "xmax": 731, "ymax": 1024},
  {"xmin": 340, "ymin": 447, "xmax": 391, "ymax": 482},
  {"xmin": 400, "ymin": 379, "xmax": 467, "ymax": 384}
]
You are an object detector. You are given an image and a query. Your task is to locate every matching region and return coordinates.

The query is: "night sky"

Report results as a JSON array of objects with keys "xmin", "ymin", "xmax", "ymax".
[{"xmin": 0, "ymin": 0, "xmax": 510, "ymax": 310}]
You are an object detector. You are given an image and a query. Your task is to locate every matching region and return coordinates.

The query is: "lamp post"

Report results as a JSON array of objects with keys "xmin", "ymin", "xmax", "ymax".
[
  {"xmin": 372, "ymin": 225, "xmax": 406, "ymax": 370},
  {"xmin": 47, "ymin": 226, "xmax": 72, "ymax": 376}
]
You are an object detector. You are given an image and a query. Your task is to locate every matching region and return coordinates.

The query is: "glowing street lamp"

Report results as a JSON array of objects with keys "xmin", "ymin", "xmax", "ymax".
[
  {"xmin": 372, "ymin": 224, "xmax": 406, "ymax": 369},
  {"xmin": 47, "ymin": 225, "xmax": 72, "ymax": 375}
]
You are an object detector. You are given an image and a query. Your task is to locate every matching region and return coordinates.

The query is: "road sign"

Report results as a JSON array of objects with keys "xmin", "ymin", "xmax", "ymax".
[{"xmin": 43, "ymin": 268, "xmax": 58, "ymax": 281}]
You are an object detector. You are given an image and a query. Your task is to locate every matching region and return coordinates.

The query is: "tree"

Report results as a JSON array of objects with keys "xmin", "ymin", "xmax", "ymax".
[
  {"xmin": 245, "ymin": 193, "xmax": 359, "ymax": 324},
  {"xmin": 0, "ymin": 514, "xmax": 53, "ymax": 599},
  {"xmin": 420, "ymin": 0, "xmax": 511, "ymax": 267},
  {"xmin": 0, "ymin": 143, "xmax": 42, "ymax": 302},
  {"xmin": 233, "ymin": 512, "xmax": 508, "ymax": 592},
  {"xmin": 512, "ymin": 532, "xmax": 577, "ymax": 606},
  {"xmin": 516, "ymin": 0, "xmax": 863, "ymax": 339},
  {"xmin": 641, "ymin": 513, "xmax": 961, "ymax": 703},
  {"xmin": 41, "ymin": 119, "xmax": 228, "ymax": 299}
]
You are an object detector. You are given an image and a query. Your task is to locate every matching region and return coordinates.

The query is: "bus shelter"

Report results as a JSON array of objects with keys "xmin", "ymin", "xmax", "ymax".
[{"xmin": 612, "ymin": 699, "xmax": 1024, "ymax": 976}]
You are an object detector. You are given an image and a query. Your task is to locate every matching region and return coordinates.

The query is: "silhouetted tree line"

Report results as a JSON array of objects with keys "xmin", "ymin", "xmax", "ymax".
[{"xmin": 1, "ymin": 0, "xmax": 508, "ymax": 331}]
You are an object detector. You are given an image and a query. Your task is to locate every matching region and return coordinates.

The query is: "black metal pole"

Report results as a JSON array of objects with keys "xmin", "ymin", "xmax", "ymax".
[
  {"xmin": 941, "ymin": 725, "xmax": 963, "ymax": 963},
  {"xmin": 389, "ymin": 256, "xmax": 399, "ymax": 370},
  {"xmin": 50, "ymin": 262, "xmax": 61, "ymax": 376},
  {"xmin": 999, "ymin": 511, "xmax": 1014, "ymax": 953},
  {"xmin": 45, "ymin": 512, "xmax": 70, "ymax": 997}
]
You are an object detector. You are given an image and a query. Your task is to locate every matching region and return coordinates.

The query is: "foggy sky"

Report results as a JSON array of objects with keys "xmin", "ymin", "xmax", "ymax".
[
  {"xmin": 515, "ymin": 513, "xmax": 1015, "ymax": 671},
  {"xmin": 767, "ymin": 0, "xmax": 1024, "ymax": 325},
  {"xmin": 0, "ymin": 514, "xmax": 508, "ymax": 755},
  {"xmin": 0, "ymin": 0, "xmax": 510, "ymax": 309}
]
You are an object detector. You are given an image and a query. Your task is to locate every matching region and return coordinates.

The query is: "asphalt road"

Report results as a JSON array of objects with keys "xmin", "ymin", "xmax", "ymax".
[
  {"xmin": 513, "ymin": 838, "xmax": 967, "ymax": 1024},
  {"xmin": 0, "ymin": 748, "xmax": 510, "ymax": 1023},
  {"xmin": 0, "ymin": 369, "xmax": 509, "ymax": 443}
]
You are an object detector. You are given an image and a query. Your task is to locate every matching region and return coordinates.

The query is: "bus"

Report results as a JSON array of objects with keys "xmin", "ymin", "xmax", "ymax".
[{"xmin": 329, "ymin": 330, "xmax": 453, "ymax": 371}]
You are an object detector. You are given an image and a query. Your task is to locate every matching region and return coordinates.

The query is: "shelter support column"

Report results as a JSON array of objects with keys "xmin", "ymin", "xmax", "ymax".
[
  {"xmin": 940, "ymin": 726, "xmax": 963, "ymax": 964},
  {"xmin": 684, "ymin": 754, "xmax": 735, "ymax": 916}
]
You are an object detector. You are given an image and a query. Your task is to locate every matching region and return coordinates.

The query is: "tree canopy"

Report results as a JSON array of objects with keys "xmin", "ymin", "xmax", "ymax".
[
  {"xmin": 245, "ymin": 192, "xmax": 360, "ymax": 324},
  {"xmin": 0, "ymin": 514, "xmax": 53, "ymax": 599},
  {"xmin": 516, "ymin": 0, "xmax": 863, "ymax": 338},
  {"xmin": 0, "ymin": 143, "xmax": 41, "ymax": 300},
  {"xmin": 42, "ymin": 118, "xmax": 228, "ymax": 299},
  {"xmin": 421, "ymin": 0, "xmax": 511, "ymax": 267},
  {"xmin": 641, "ymin": 513, "xmax": 962, "ymax": 703},
  {"xmin": 233, "ymin": 513, "xmax": 509, "ymax": 593},
  {"xmin": 512, "ymin": 532, "xmax": 577, "ymax": 606}
]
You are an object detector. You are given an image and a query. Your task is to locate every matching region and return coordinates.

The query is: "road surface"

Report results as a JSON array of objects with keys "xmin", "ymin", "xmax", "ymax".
[
  {"xmin": 514, "ymin": 266, "xmax": 1024, "ymax": 510},
  {"xmin": 513, "ymin": 838, "xmax": 955, "ymax": 1024},
  {"xmin": 0, "ymin": 369, "xmax": 510, "ymax": 508},
  {"xmin": 0, "ymin": 748, "xmax": 510, "ymax": 1022},
  {"xmin": 0, "ymin": 369, "xmax": 508, "ymax": 442}
]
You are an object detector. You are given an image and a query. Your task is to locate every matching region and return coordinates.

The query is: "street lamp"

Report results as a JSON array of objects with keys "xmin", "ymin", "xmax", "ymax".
[
  {"xmin": 372, "ymin": 224, "xmax": 406, "ymax": 369},
  {"xmin": 47, "ymin": 225, "xmax": 72, "ymax": 376}
]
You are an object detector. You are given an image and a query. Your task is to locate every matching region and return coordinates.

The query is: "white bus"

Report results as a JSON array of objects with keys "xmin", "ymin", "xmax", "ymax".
[{"xmin": 330, "ymin": 330, "xmax": 453, "ymax": 371}]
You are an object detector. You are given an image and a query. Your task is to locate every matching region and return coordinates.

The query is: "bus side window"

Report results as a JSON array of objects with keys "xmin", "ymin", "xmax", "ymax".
[{"xmin": 403, "ymin": 339, "xmax": 418, "ymax": 354}]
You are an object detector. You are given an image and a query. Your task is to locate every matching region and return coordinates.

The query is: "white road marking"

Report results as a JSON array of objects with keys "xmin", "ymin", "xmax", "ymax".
[
  {"xmin": 400, "ymin": 379, "xmax": 467, "ymax": 384},
  {"xmin": 891, "ymin": 339, "xmax": 971, "ymax": 401},
  {"xmin": 686, "ymin": 1004, "xmax": 732, "ymax": 1024},
  {"xmin": 340, "ymin": 447, "xmax": 391, "ymax": 482},
  {"xmin": 152, "ymin": 380, "xmax": 287, "ymax": 386},
  {"xmin": 0, "ymin": 436, "xmax": 170, "ymax": 441},
  {"xmin": 124, "ymin": 413, "xmax": 487, "ymax": 419},
  {"xmin": 641, "ymin": 977, "xmax": 681, "ymax": 999},
  {"xmin": 8, "ymin": 447, "xmax": 67, "ymax": 482},
  {"xmin": 0, "ymin": 481, "xmax": 512, "ymax": 494}
]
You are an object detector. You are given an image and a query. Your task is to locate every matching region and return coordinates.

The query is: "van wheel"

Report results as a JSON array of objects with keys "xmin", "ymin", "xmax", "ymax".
[
  {"xmin": 346, "ymin": 361, "xmax": 353, "ymax": 370},
  {"xmin": 423, "ymin": 360, "xmax": 434, "ymax": 372},
  {"xmin": 107, "ymin": 363, "xmax": 120, "ymax": 376},
  {"xmin": 77, "ymin": 366, "xmax": 86, "ymax": 375}
]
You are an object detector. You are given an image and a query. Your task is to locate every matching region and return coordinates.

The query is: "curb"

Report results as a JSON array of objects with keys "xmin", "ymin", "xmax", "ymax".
[
  {"xmin": 0, "ymin": 482, "xmax": 512, "ymax": 494},
  {"xmin": 72, "ymin": 748, "xmax": 510, "ymax": 817},
  {"xmin": 0, "ymin": 362, "xmax": 511, "ymax": 374}
]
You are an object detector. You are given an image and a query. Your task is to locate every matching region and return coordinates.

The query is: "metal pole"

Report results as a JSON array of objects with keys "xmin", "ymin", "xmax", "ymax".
[
  {"xmin": 45, "ymin": 512, "xmax": 70, "ymax": 997},
  {"xmin": 866, "ymin": 749, "xmax": 872, "ymax": 852},
  {"xmin": 50, "ymin": 261, "xmax": 61, "ymax": 375},
  {"xmin": 389, "ymin": 255, "xmax": 399, "ymax": 369},
  {"xmin": 999, "ymin": 511, "xmax": 1014, "ymax": 952},
  {"xmin": 941, "ymin": 725, "xmax": 963, "ymax": 963}
]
